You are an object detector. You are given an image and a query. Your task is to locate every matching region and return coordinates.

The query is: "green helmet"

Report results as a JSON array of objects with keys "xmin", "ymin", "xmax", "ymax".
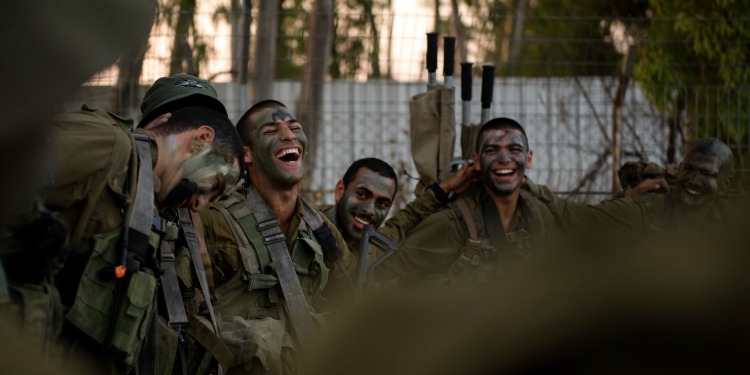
[{"xmin": 139, "ymin": 74, "xmax": 227, "ymax": 126}]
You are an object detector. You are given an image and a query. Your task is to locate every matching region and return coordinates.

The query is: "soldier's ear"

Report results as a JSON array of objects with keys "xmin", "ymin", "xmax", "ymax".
[
  {"xmin": 526, "ymin": 150, "xmax": 533, "ymax": 169},
  {"xmin": 196, "ymin": 125, "xmax": 215, "ymax": 144},
  {"xmin": 471, "ymin": 153, "xmax": 480, "ymax": 171},
  {"xmin": 243, "ymin": 146, "xmax": 252, "ymax": 164},
  {"xmin": 334, "ymin": 180, "xmax": 345, "ymax": 202}
]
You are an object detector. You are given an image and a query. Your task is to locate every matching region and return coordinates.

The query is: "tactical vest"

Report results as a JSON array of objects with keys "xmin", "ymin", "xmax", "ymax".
[
  {"xmin": 446, "ymin": 189, "xmax": 558, "ymax": 287},
  {"xmin": 209, "ymin": 191, "xmax": 331, "ymax": 373},
  {"xmin": 63, "ymin": 128, "xmax": 183, "ymax": 374}
]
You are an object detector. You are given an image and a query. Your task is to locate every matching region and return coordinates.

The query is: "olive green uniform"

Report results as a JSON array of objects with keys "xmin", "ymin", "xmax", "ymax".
[
  {"xmin": 1, "ymin": 107, "xmax": 178, "ymax": 374},
  {"xmin": 373, "ymin": 180, "xmax": 580, "ymax": 286},
  {"xmin": 319, "ymin": 186, "xmax": 448, "ymax": 265},
  {"xmin": 198, "ymin": 189, "xmax": 349, "ymax": 375},
  {"xmin": 578, "ymin": 193, "xmax": 737, "ymax": 245}
]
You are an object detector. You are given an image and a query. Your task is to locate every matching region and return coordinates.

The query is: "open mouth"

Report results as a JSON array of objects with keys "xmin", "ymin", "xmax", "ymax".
[
  {"xmin": 492, "ymin": 168, "xmax": 517, "ymax": 181},
  {"xmin": 352, "ymin": 213, "xmax": 374, "ymax": 229},
  {"xmin": 683, "ymin": 186, "xmax": 705, "ymax": 197},
  {"xmin": 275, "ymin": 147, "xmax": 301, "ymax": 163}
]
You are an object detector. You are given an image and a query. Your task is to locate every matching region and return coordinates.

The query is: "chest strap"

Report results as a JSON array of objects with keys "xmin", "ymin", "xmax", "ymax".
[
  {"xmin": 245, "ymin": 186, "xmax": 314, "ymax": 350},
  {"xmin": 177, "ymin": 208, "xmax": 230, "ymax": 373}
]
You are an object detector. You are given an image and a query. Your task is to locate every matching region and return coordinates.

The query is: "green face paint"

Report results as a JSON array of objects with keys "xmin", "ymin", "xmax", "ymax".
[
  {"xmin": 335, "ymin": 169, "xmax": 396, "ymax": 242},
  {"xmin": 251, "ymin": 107, "xmax": 307, "ymax": 186},
  {"xmin": 478, "ymin": 129, "xmax": 530, "ymax": 196},
  {"xmin": 180, "ymin": 147, "xmax": 240, "ymax": 197}
]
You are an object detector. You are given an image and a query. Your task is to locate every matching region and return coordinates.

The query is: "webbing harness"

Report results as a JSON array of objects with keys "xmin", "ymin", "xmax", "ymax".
[
  {"xmin": 176, "ymin": 207, "xmax": 233, "ymax": 372},
  {"xmin": 244, "ymin": 186, "xmax": 315, "ymax": 350}
]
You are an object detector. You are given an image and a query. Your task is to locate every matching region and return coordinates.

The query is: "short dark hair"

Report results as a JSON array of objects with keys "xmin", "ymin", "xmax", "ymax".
[
  {"xmin": 150, "ymin": 106, "xmax": 243, "ymax": 166},
  {"xmin": 236, "ymin": 99, "xmax": 288, "ymax": 148},
  {"xmin": 684, "ymin": 137, "xmax": 734, "ymax": 175},
  {"xmin": 342, "ymin": 158, "xmax": 398, "ymax": 198},
  {"xmin": 475, "ymin": 117, "xmax": 529, "ymax": 153}
]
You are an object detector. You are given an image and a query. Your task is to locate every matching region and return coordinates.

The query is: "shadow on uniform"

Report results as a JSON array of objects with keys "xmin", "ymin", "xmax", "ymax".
[
  {"xmin": 0, "ymin": 1, "xmax": 155, "ymax": 374},
  {"xmin": 306, "ymin": 198, "xmax": 750, "ymax": 374}
]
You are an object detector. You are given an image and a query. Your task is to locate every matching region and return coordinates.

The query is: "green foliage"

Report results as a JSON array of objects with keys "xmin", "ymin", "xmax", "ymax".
[
  {"xmin": 329, "ymin": 0, "xmax": 388, "ymax": 79},
  {"xmin": 276, "ymin": 0, "xmax": 308, "ymax": 79},
  {"xmin": 160, "ymin": 0, "xmax": 210, "ymax": 76},
  {"xmin": 634, "ymin": 0, "xmax": 750, "ymax": 186}
]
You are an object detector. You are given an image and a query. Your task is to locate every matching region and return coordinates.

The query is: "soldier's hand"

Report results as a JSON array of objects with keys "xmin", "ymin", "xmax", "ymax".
[
  {"xmin": 624, "ymin": 177, "xmax": 670, "ymax": 198},
  {"xmin": 440, "ymin": 160, "xmax": 480, "ymax": 195},
  {"xmin": 142, "ymin": 112, "xmax": 171, "ymax": 130}
]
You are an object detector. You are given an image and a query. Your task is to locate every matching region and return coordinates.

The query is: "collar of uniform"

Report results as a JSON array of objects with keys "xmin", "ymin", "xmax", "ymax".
[{"xmin": 285, "ymin": 196, "xmax": 306, "ymax": 249}]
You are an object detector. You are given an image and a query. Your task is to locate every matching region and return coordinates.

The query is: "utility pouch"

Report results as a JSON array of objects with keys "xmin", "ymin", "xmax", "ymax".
[
  {"xmin": 108, "ymin": 269, "xmax": 157, "ymax": 371},
  {"xmin": 65, "ymin": 228, "xmax": 158, "ymax": 373}
]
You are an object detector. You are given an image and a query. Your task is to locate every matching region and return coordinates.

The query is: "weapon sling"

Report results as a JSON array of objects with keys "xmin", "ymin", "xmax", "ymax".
[
  {"xmin": 245, "ymin": 186, "xmax": 314, "ymax": 348},
  {"xmin": 176, "ymin": 207, "xmax": 232, "ymax": 372}
]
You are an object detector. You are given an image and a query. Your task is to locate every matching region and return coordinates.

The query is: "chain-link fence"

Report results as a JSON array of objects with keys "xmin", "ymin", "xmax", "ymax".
[{"xmin": 65, "ymin": 5, "xmax": 750, "ymax": 207}]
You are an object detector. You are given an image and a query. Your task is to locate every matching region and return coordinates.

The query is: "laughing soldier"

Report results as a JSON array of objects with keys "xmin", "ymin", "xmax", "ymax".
[
  {"xmin": 373, "ymin": 117, "xmax": 579, "ymax": 288},
  {"xmin": 196, "ymin": 100, "xmax": 350, "ymax": 374}
]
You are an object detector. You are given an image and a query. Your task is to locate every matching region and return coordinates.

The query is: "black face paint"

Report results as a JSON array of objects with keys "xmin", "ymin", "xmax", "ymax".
[{"xmin": 159, "ymin": 178, "xmax": 199, "ymax": 209}]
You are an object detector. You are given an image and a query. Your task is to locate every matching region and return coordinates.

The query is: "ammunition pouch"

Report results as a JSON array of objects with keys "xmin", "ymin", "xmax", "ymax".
[{"xmin": 64, "ymin": 228, "xmax": 158, "ymax": 373}]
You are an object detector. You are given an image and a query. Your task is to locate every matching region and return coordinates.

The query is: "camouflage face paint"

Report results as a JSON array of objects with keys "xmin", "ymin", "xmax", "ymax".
[
  {"xmin": 478, "ymin": 129, "xmax": 530, "ymax": 196},
  {"xmin": 335, "ymin": 169, "xmax": 396, "ymax": 242},
  {"xmin": 675, "ymin": 151, "xmax": 723, "ymax": 210},
  {"xmin": 251, "ymin": 107, "xmax": 307, "ymax": 186},
  {"xmin": 157, "ymin": 134, "xmax": 240, "ymax": 209}
]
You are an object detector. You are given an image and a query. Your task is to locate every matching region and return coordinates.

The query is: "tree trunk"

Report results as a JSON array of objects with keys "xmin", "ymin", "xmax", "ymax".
[
  {"xmin": 509, "ymin": 0, "xmax": 527, "ymax": 59},
  {"xmin": 170, "ymin": 0, "xmax": 197, "ymax": 76},
  {"xmin": 434, "ymin": 0, "xmax": 440, "ymax": 33},
  {"xmin": 297, "ymin": 0, "xmax": 334, "ymax": 193},
  {"xmin": 239, "ymin": 0, "xmax": 253, "ymax": 111},
  {"xmin": 226, "ymin": 0, "xmax": 245, "ymax": 82},
  {"xmin": 451, "ymin": 0, "xmax": 468, "ymax": 66},
  {"xmin": 611, "ymin": 45, "xmax": 637, "ymax": 193},
  {"xmin": 365, "ymin": 5, "xmax": 381, "ymax": 79},
  {"xmin": 252, "ymin": 0, "xmax": 279, "ymax": 103},
  {"xmin": 110, "ymin": 17, "xmax": 151, "ymax": 119},
  {"xmin": 667, "ymin": 92, "xmax": 686, "ymax": 164}
]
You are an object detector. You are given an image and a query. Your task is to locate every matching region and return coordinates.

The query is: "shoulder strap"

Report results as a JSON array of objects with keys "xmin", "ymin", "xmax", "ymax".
[
  {"xmin": 301, "ymin": 201, "xmax": 344, "ymax": 262},
  {"xmin": 176, "ymin": 208, "xmax": 226, "ymax": 375},
  {"xmin": 455, "ymin": 197, "xmax": 479, "ymax": 241},
  {"xmin": 245, "ymin": 186, "xmax": 314, "ymax": 349}
]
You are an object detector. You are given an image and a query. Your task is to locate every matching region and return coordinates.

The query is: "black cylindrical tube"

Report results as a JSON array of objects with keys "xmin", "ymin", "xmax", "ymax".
[
  {"xmin": 443, "ymin": 36, "xmax": 455, "ymax": 76},
  {"xmin": 426, "ymin": 32, "xmax": 439, "ymax": 72},
  {"xmin": 480, "ymin": 64, "xmax": 496, "ymax": 109},
  {"xmin": 461, "ymin": 62, "xmax": 473, "ymax": 101}
]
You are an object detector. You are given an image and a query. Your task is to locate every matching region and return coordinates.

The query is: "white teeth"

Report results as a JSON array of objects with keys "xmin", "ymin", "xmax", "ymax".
[
  {"xmin": 493, "ymin": 169, "xmax": 513, "ymax": 175},
  {"xmin": 354, "ymin": 216, "xmax": 371, "ymax": 226},
  {"xmin": 275, "ymin": 148, "xmax": 300, "ymax": 158},
  {"xmin": 686, "ymin": 188, "xmax": 701, "ymax": 195}
]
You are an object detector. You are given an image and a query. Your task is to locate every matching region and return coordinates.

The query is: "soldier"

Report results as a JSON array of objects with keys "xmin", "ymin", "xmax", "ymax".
[
  {"xmin": 579, "ymin": 137, "xmax": 739, "ymax": 243},
  {"xmin": 196, "ymin": 99, "xmax": 349, "ymax": 375},
  {"xmin": 373, "ymin": 117, "xmax": 579, "ymax": 287},
  {"xmin": 0, "ymin": 102, "xmax": 242, "ymax": 375},
  {"xmin": 318, "ymin": 157, "xmax": 478, "ymax": 285}
]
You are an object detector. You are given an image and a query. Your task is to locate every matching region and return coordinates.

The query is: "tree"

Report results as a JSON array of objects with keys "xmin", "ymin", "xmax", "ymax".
[
  {"xmin": 634, "ymin": 0, "xmax": 750, "ymax": 177},
  {"xmin": 110, "ymin": 18, "xmax": 152, "ymax": 119},
  {"xmin": 296, "ymin": 0, "xmax": 334, "ymax": 191},
  {"xmin": 254, "ymin": 0, "xmax": 280, "ymax": 100},
  {"xmin": 162, "ymin": 0, "xmax": 209, "ymax": 76}
]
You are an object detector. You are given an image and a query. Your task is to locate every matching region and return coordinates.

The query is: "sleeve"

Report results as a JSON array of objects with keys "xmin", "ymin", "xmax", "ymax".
[
  {"xmin": 373, "ymin": 208, "xmax": 465, "ymax": 283},
  {"xmin": 377, "ymin": 187, "xmax": 445, "ymax": 245},
  {"xmin": 317, "ymin": 213, "xmax": 358, "ymax": 304},
  {"xmin": 198, "ymin": 203, "xmax": 241, "ymax": 287},
  {"xmin": 582, "ymin": 197, "xmax": 652, "ymax": 238}
]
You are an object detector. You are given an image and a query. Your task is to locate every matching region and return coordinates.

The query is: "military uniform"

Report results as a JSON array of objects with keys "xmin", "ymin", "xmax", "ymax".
[
  {"xmin": 198, "ymin": 188, "xmax": 349, "ymax": 375},
  {"xmin": 373, "ymin": 179, "xmax": 580, "ymax": 287},
  {"xmin": 578, "ymin": 192, "xmax": 738, "ymax": 244},
  {"xmin": 319, "ymin": 186, "xmax": 449, "ymax": 267},
  {"xmin": 1, "ymin": 107, "xmax": 183, "ymax": 374}
]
